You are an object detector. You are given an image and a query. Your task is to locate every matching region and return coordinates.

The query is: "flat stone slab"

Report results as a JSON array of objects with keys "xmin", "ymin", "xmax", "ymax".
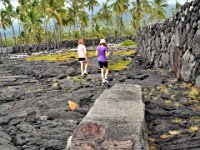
[{"xmin": 66, "ymin": 84, "xmax": 148, "ymax": 150}]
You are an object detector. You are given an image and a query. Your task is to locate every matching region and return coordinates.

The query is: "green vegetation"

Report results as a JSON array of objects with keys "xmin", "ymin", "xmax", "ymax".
[
  {"xmin": 0, "ymin": 0, "xmax": 172, "ymax": 49},
  {"xmin": 120, "ymin": 40, "xmax": 137, "ymax": 47},
  {"xmin": 25, "ymin": 49, "xmax": 137, "ymax": 62},
  {"xmin": 112, "ymin": 50, "xmax": 136, "ymax": 56},
  {"xmin": 25, "ymin": 50, "xmax": 96, "ymax": 61},
  {"xmin": 109, "ymin": 60, "xmax": 131, "ymax": 71}
]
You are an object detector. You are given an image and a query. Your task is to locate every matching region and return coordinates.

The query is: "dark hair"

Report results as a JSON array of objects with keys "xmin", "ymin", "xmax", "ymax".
[
  {"xmin": 78, "ymin": 39, "xmax": 84, "ymax": 45},
  {"xmin": 100, "ymin": 43, "xmax": 108, "ymax": 48}
]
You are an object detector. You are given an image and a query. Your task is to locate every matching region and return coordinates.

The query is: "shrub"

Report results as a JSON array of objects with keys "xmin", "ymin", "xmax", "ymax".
[{"xmin": 120, "ymin": 40, "xmax": 137, "ymax": 47}]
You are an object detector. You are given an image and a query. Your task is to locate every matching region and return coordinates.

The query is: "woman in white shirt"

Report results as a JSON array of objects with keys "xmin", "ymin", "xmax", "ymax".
[{"xmin": 77, "ymin": 39, "xmax": 88, "ymax": 76}]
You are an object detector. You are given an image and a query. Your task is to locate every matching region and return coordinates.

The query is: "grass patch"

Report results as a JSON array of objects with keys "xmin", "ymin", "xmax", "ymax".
[
  {"xmin": 109, "ymin": 60, "xmax": 131, "ymax": 71},
  {"xmin": 188, "ymin": 125, "xmax": 199, "ymax": 132},
  {"xmin": 172, "ymin": 118, "xmax": 182, "ymax": 124},
  {"xmin": 165, "ymin": 100, "xmax": 172, "ymax": 105},
  {"xmin": 25, "ymin": 49, "xmax": 136, "ymax": 63},
  {"xmin": 189, "ymin": 86, "xmax": 199, "ymax": 99},
  {"xmin": 25, "ymin": 50, "xmax": 96, "ymax": 61},
  {"xmin": 120, "ymin": 40, "xmax": 137, "ymax": 47},
  {"xmin": 112, "ymin": 50, "xmax": 136, "ymax": 56},
  {"xmin": 191, "ymin": 116, "xmax": 200, "ymax": 123},
  {"xmin": 174, "ymin": 102, "xmax": 182, "ymax": 108},
  {"xmin": 156, "ymin": 85, "xmax": 170, "ymax": 95}
]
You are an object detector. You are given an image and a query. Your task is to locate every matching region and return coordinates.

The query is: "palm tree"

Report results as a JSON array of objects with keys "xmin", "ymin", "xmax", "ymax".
[
  {"xmin": 78, "ymin": 11, "xmax": 89, "ymax": 39},
  {"xmin": 66, "ymin": 0, "xmax": 86, "ymax": 43},
  {"xmin": 25, "ymin": 0, "xmax": 43, "ymax": 45},
  {"xmin": 17, "ymin": 0, "xmax": 31, "ymax": 52},
  {"xmin": 40, "ymin": 0, "xmax": 49, "ymax": 50},
  {"xmin": 130, "ymin": 0, "xmax": 150, "ymax": 30},
  {"xmin": 150, "ymin": 0, "xmax": 168, "ymax": 23},
  {"xmin": 6, "ymin": 4, "xmax": 17, "ymax": 46},
  {"xmin": 110, "ymin": 0, "xmax": 129, "ymax": 36},
  {"xmin": 0, "ymin": 9, "xmax": 11, "ymax": 53},
  {"xmin": 171, "ymin": 1, "xmax": 182, "ymax": 15},
  {"xmin": 62, "ymin": 8, "xmax": 76, "ymax": 39},
  {"xmin": 2, "ymin": 0, "xmax": 17, "ymax": 46},
  {"xmin": 86, "ymin": 0, "xmax": 100, "ymax": 39},
  {"xmin": 99, "ymin": 1, "xmax": 112, "ymax": 36},
  {"xmin": 45, "ymin": 0, "xmax": 66, "ymax": 49}
]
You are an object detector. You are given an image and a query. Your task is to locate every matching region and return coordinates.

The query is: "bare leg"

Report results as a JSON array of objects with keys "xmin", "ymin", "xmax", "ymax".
[
  {"xmin": 105, "ymin": 68, "xmax": 109, "ymax": 80},
  {"xmin": 84, "ymin": 61, "xmax": 88, "ymax": 74},
  {"xmin": 80, "ymin": 61, "xmax": 84, "ymax": 76},
  {"xmin": 101, "ymin": 68, "xmax": 104, "ymax": 82}
]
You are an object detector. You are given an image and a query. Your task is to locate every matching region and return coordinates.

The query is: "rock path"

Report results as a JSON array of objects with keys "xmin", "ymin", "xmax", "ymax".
[{"xmin": 0, "ymin": 52, "xmax": 200, "ymax": 150}]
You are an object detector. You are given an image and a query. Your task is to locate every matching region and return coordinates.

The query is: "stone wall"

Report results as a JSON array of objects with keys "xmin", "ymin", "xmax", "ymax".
[
  {"xmin": 6, "ymin": 36, "xmax": 135, "ymax": 54},
  {"xmin": 137, "ymin": 0, "xmax": 200, "ymax": 88}
]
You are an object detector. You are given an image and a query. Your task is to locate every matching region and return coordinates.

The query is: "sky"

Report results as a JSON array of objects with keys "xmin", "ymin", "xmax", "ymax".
[{"xmin": 0, "ymin": 0, "xmax": 188, "ymax": 9}]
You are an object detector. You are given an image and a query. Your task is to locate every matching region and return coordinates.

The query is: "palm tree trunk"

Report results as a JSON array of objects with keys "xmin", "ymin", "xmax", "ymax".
[
  {"xmin": 53, "ymin": 20, "xmax": 57, "ymax": 50},
  {"xmin": 3, "ymin": 29, "xmax": 8, "ymax": 54},
  {"xmin": 73, "ymin": 23, "xmax": 76, "ymax": 47},
  {"xmin": 106, "ymin": 20, "xmax": 110, "ymax": 37},
  {"xmin": 59, "ymin": 25, "xmax": 63, "ymax": 49},
  {"xmin": 11, "ymin": 23, "xmax": 17, "ymax": 46},
  {"xmin": 69, "ymin": 25, "xmax": 71, "ymax": 39},
  {"xmin": 24, "ymin": 29, "xmax": 29, "ymax": 53},
  {"xmin": 43, "ymin": 15, "xmax": 49, "ymax": 51},
  {"xmin": 17, "ymin": 18, "xmax": 23, "ymax": 53},
  {"xmin": 91, "ymin": 7, "xmax": 94, "ymax": 46},
  {"xmin": 0, "ymin": 32, "xmax": 3, "ymax": 53}
]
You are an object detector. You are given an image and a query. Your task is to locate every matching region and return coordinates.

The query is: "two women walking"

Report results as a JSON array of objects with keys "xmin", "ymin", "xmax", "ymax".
[{"xmin": 77, "ymin": 39, "xmax": 110, "ymax": 85}]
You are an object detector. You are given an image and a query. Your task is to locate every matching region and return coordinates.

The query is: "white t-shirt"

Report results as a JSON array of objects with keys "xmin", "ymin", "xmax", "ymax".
[{"xmin": 77, "ymin": 44, "xmax": 87, "ymax": 58}]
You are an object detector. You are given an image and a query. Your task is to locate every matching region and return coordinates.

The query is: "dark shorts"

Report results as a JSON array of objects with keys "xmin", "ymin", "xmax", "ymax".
[
  {"xmin": 98, "ymin": 61, "xmax": 108, "ymax": 68},
  {"xmin": 78, "ymin": 58, "xmax": 86, "ymax": 61}
]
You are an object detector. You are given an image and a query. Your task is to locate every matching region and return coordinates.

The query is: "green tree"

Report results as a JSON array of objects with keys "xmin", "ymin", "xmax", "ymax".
[
  {"xmin": 171, "ymin": 1, "xmax": 182, "ymax": 15},
  {"xmin": 67, "ymin": 0, "xmax": 81, "ymax": 40},
  {"xmin": 110, "ymin": 0, "xmax": 129, "ymax": 36},
  {"xmin": 86, "ymin": 0, "xmax": 100, "ymax": 39},
  {"xmin": 0, "ymin": 9, "xmax": 11, "ymax": 52},
  {"xmin": 2, "ymin": 0, "xmax": 17, "ymax": 46},
  {"xmin": 150, "ymin": 0, "xmax": 168, "ymax": 23},
  {"xmin": 130, "ymin": 0, "xmax": 150, "ymax": 30},
  {"xmin": 78, "ymin": 11, "xmax": 89, "ymax": 39},
  {"xmin": 45, "ymin": 0, "xmax": 66, "ymax": 49},
  {"xmin": 63, "ymin": 9, "xmax": 76, "ymax": 39},
  {"xmin": 99, "ymin": 1, "xmax": 112, "ymax": 36}
]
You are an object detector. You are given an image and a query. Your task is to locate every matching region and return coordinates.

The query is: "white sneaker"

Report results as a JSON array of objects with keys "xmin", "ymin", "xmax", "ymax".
[
  {"xmin": 104, "ymin": 79, "xmax": 109, "ymax": 83},
  {"xmin": 84, "ymin": 70, "xmax": 88, "ymax": 75}
]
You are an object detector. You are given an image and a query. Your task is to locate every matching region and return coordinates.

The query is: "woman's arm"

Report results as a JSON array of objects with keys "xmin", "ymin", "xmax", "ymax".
[
  {"xmin": 105, "ymin": 51, "xmax": 110, "ymax": 57},
  {"xmin": 84, "ymin": 45, "xmax": 87, "ymax": 55},
  {"xmin": 96, "ymin": 50, "xmax": 99, "ymax": 56}
]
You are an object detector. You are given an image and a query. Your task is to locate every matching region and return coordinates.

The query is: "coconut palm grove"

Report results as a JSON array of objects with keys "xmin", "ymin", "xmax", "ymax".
[{"xmin": 0, "ymin": 0, "xmax": 182, "ymax": 48}]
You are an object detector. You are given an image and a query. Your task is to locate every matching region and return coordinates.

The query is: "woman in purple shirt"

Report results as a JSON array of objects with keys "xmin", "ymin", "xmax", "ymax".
[{"xmin": 96, "ymin": 39, "xmax": 110, "ymax": 85}]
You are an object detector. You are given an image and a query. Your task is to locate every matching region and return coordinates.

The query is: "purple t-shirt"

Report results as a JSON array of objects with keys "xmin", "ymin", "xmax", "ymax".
[{"xmin": 96, "ymin": 45, "xmax": 108, "ymax": 62}]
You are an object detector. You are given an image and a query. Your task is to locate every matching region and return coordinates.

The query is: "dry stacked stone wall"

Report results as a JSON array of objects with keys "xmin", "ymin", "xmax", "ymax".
[
  {"xmin": 137, "ymin": 0, "xmax": 200, "ymax": 88},
  {"xmin": 7, "ymin": 36, "xmax": 135, "ymax": 54}
]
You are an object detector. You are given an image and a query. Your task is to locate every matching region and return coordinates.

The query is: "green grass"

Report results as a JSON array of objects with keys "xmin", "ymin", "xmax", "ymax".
[
  {"xmin": 112, "ymin": 50, "xmax": 136, "ymax": 56},
  {"xmin": 109, "ymin": 60, "xmax": 131, "ymax": 71},
  {"xmin": 25, "ymin": 50, "xmax": 96, "ymax": 61},
  {"xmin": 120, "ymin": 40, "xmax": 137, "ymax": 47}
]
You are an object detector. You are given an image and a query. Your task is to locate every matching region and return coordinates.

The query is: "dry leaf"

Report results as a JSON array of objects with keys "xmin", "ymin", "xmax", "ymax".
[{"xmin": 169, "ymin": 130, "xmax": 181, "ymax": 135}]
